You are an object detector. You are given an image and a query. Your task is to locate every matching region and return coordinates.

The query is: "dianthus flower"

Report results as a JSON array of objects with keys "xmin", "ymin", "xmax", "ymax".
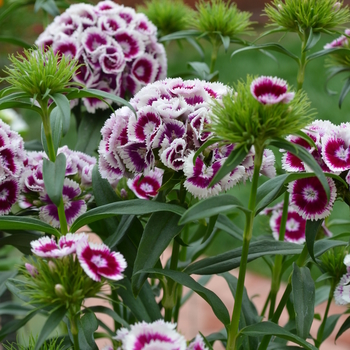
[
  {"xmin": 35, "ymin": 0, "xmax": 167, "ymax": 113},
  {"xmin": 20, "ymin": 146, "xmax": 95, "ymax": 228},
  {"xmin": 0, "ymin": 119, "xmax": 26, "ymax": 215},
  {"xmin": 334, "ymin": 255, "xmax": 350, "ymax": 305},
  {"xmin": 99, "ymin": 78, "xmax": 276, "ymax": 199}
]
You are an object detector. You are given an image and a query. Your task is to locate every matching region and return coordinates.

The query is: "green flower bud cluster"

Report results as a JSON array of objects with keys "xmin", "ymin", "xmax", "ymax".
[
  {"xmin": 265, "ymin": 0, "xmax": 350, "ymax": 35},
  {"xmin": 320, "ymin": 246, "xmax": 348, "ymax": 283}
]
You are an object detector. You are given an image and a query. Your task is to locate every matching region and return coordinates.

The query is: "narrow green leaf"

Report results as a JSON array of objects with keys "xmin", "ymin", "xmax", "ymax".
[
  {"xmin": 141, "ymin": 268, "xmax": 230, "ymax": 326},
  {"xmin": 0, "ymin": 0, "xmax": 34, "ymax": 23},
  {"xmin": 192, "ymin": 138, "xmax": 220, "ymax": 164},
  {"xmin": 35, "ymin": 306, "xmax": 67, "ymax": 350},
  {"xmin": 66, "ymin": 88, "xmax": 136, "ymax": 116},
  {"xmin": 104, "ymin": 215, "xmax": 135, "ymax": 248},
  {"xmin": 184, "ymin": 240, "xmax": 302, "ymax": 275},
  {"xmin": 0, "ymin": 271, "xmax": 17, "ymax": 297},
  {"xmin": 25, "ymin": 140, "xmax": 44, "ymax": 151},
  {"xmin": 292, "ymin": 264, "xmax": 315, "ymax": 339},
  {"xmin": 293, "ymin": 130, "xmax": 317, "ymax": 149},
  {"xmin": 0, "ymin": 101, "xmax": 42, "ymax": 115},
  {"xmin": 0, "ymin": 216, "xmax": 60, "ymax": 236},
  {"xmin": 339, "ymin": 77, "xmax": 350, "ymax": 108},
  {"xmin": 186, "ymin": 37, "xmax": 205, "ymax": 59},
  {"xmin": 209, "ymin": 146, "xmax": 249, "ymax": 187},
  {"xmin": 305, "ymin": 219, "xmax": 323, "ymax": 263},
  {"xmin": 307, "ymin": 47, "xmax": 350, "ymax": 61},
  {"xmin": 0, "ymin": 36, "xmax": 31, "ymax": 48},
  {"xmin": 0, "ymin": 92, "xmax": 30, "ymax": 105},
  {"xmin": 49, "ymin": 93, "xmax": 71, "ymax": 135},
  {"xmin": 132, "ymin": 211, "xmax": 183, "ymax": 295},
  {"xmin": 0, "ymin": 302, "xmax": 32, "ymax": 316},
  {"xmin": 220, "ymin": 34, "xmax": 230, "ymax": 52},
  {"xmin": 43, "ymin": 153, "xmax": 66, "ymax": 206},
  {"xmin": 240, "ymin": 322, "xmax": 318, "ymax": 350},
  {"xmin": 160, "ymin": 29, "xmax": 202, "ymax": 42},
  {"xmin": 202, "ymin": 215, "xmax": 218, "ymax": 243},
  {"xmin": 312, "ymin": 239, "xmax": 347, "ymax": 260},
  {"xmin": 254, "ymin": 27, "xmax": 288, "ymax": 42},
  {"xmin": 215, "ymin": 214, "xmax": 243, "ymax": 241},
  {"xmin": 269, "ymin": 138, "xmax": 330, "ymax": 200},
  {"xmin": 77, "ymin": 310, "xmax": 98, "ymax": 350},
  {"xmin": 84, "ymin": 306, "xmax": 128, "ymax": 327},
  {"xmin": 318, "ymin": 314, "xmax": 341, "ymax": 342},
  {"xmin": 231, "ymin": 43, "xmax": 300, "ymax": 64},
  {"xmin": 41, "ymin": 107, "xmax": 63, "ymax": 156},
  {"xmin": 179, "ymin": 194, "xmax": 248, "ymax": 226},
  {"xmin": 70, "ymin": 200, "xmax": 185, "ymax": 232},
  {"xmin": 0, "ymin": 232, "xmax": 41, "ymax": 254},
  {"xmin": 336, "ymin": 315, "xmax": 350, "ymax": 341},
  {"xmin": 304, "ymin": 28, "xmax": 321, "ymax": 51}
]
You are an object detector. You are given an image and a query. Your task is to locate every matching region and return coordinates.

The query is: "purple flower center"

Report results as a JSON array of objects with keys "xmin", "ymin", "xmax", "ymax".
[
  {"xmin": 253, "ymin": 79, "xmax": 287, "ymax": 99},
  {"xmin": 134, "ymin": 333, "xmax": 173, "ymax": 350}
]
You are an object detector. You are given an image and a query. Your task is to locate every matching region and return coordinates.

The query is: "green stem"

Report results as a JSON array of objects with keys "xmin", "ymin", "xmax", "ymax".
[
  {"xmin": 297, "ymin": 38, "xmax": 307, "ymax": 91},
  {"xmin": 268, "ymin": 192, "xmax": 290, "ymax": 318},
  {"xmin": 70, "ymin": 315, "xmax": 79, "ymax": 350},
  {"xmin": 226, "ymin": 145, "xmax": 264, "ymax": 350},
  {"xmin": 57, "ymin": 197, "xmax": 68, "ymax": 235},
  {"xmin": 210, "ymin": 41, "xmax": 219, "ymax": 75},
  {"xmin": 315, "ymin": 282, "xmax": 336, "ymax": 347}
]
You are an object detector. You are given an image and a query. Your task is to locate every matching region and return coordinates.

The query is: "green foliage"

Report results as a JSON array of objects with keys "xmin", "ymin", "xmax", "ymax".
[
  {"xmin": 210, "ymin": 76, "xmax": 314, "ymax": 148},
  {"xmin": 193, "ymin": 0, "xmax": 253, "ymax": 45},
  {"xmin": 265, "ymin": 0, "xmax": 350, "ymax": 35},
  {"xmin": 1, "ymin": 48, "xmax": 81, "ymax": 101},
  {"xmin": 138, "ymin": 0, "xmax": 193, "ymax": 37},
  {"xmin": 3, "ymin": 334, "xmax": 65, "ymax": 350},
  {"xmin": 319, "ymin": 246, "xmax": 348, "ymax": 282}
]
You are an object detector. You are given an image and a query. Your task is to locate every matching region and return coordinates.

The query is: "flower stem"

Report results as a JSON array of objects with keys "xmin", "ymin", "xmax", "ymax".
[
  {"xmin": 226, "ymin": 145, "xmax": 264, "ymax": 350},
  {"xmin": 297, "ymin": 38, "xmax": 307, "ymax": 91},
  {"xmin": 209, "ymin": 41, "xmax": 219, "ymax": 75},
  {"xmin": 315, "ymin": 282, "xmax": 336, "ymax": 347},
  {"xmin": 268, "ymin": 191, "xmax": 290, "ymax": 318},
  {"xmin": 70, "ymin": 315, "xmax": 80, "ymax": 350}
]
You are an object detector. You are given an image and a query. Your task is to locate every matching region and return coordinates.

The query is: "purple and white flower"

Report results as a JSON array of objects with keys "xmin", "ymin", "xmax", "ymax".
[
  {"xmin": 250, "ymin": 76, "xmax": 295, "ymax": 105},
  {"xmin": 25, "ymin": 263, "xmax": 38, "ymax": 277},
  {"xmin": 324, "ymin": 35, "xmax": 348, "ymax": 49},
  {"xmin": 35, "ymin": 1, "xmax": 167, "ymax": 113},
  {"xmin": 187, "ymin": 335, "xmax": 209, "ymax": 350},
  {"xmin": 114, "ymin": 320, "xmax": 186, "ymax": 350},
  {"xmin": 76, "ymin": 240, "xmax": 126, "ymax": 282},
  {"xmin": 288, "ymin": 177, "xmax": 337, "ymax": 221}
]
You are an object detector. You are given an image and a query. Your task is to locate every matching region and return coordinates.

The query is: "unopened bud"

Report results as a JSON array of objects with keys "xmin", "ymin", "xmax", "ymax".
[
  {"xmin": 25, "ymin": 263, "xmax": 38, "ymax": 277},
  {"xmin": 48, "ymin": 260, "xmax": 57, "ymax": 272},
  {"xmin": 120, "ymin": 188, "xmax": 128, "ymax": 199},
  {"xmin": 277, "ymin": 4, "xmax": 283, "ymax": 10},
  {"xmin": 33, "ymin": 200, "xmax": 41, "ymax": 206},
  {"xmin": 84, "ymin": 193, "xmax": 92, "ymax": 201},
  {"xmin": 55, "ymin": 284, "xmax": 66, "ymax": 298},
  {"xmin": 333, "ymin": 2, "xmax": 341, "ymax": 11}
]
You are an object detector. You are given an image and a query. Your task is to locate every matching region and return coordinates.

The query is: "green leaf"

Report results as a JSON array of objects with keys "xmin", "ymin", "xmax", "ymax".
[
  {"xmin": 339, "ymin": 77, "xmax": 350, "ymax": 108},
  {"xmin": 34, "ymin": 0, "xmax": 59, "ymax": 16},
  {"xmin": 184, "ymin": 240, "xmax": 302, "ymax": 275},
  {"xmin": 254, "ymin": 27, "xmax": 288, "ymax": 42},
  {"xmin": 312, "ymin": 239, "xmax": 347, "ymax": 260},
  {"xmin": 0, "ymin": 270, "xmax": 17, "ymax": 297},
  {"xmin": 0, "ymin": 0, "xmax": 34, "ymax": 23},
  {"xmin": 187, "ymin": 62, "xmax": 218, "ymax": 81},
  {"xmin": 179, "ymin": 194, "xmax": 248, "ymax": 226},
  {"xmin": 70, "ymin": 200, "xmax": 185, "ymax": 232},
  {"xmin": 318, "ymin": 314, "xmax": 341, "ymax": 343},
  {"xmin": 219, "ymin": 34, "xmax": 230, "ymax": 52},
  {"xmin": 0, "ymin": 36, "xmax": 31, "ymax": 48},
  {"xmin": 0, "ymin": 308, "xmax": 41, "ymax": 340},
  {"xmin": 231, "ymin": 43, "xmax": 300, "ymax": 64},
  {"xmin": 25, "ymin": 140, "xmax": 44, "ymax": 151},
  {"xmin": 66, "ymin": 88, "xmax": 136, "ymax": 116},
  {"xmin": 215, "ymin": 214, "xmax": 243, "ymax": 241},
  {"xmin": 141, "ymin": 268, "xmax": 230, "ymax": 326},
  {"xmin": 49, "ymin": 93, "xmax": 71, "ymax": 136},
  {"xmin": 160, "ymin": 29, "xmax": 202, "ymax": 42},
  {"xmin": 209, "ymin": 145, "xmax": 249, "ymax": 187},
  {"xmin": 192, "ymin": 138, "xmax": 220, "ymax": 164},
  {"xmin": 35, "ymin": 306, "xmax": 67, "ymax": 350},
  {"xmin": 315, "ymin": 286, "xmax": 330, "ymax": 307},
  {"xmin": 202, "ymin": 215, "xmax": 218, "ymax": 243},
  {"xmin": 304, "ymin": 28, "xmax": 321, "ymax": 52},
  {"xmin": 186, "ymin": 37, "xmax": 205, "ymax": 59},
  {"xmin": 0, "ymin": 216, "xmax": 60, "ymax": 236},
  {"xmin": 41, "ymin": 107, "xmax": 63, "ymax": 156},
  {"xmin": 269, "ymin": 138, "xmax": 330, "ymax": 200},
  {"xmin": 307, "ymin": 47, "xmax": 350, "ymax": 62},
  {"xmin": 85, "ymin": 306, "xmax": 128, "ymax": 327},
  {"xmin": 77, "ymin": 310, "xmax": 98, "ymax": 350},
  {"xmin": 292, "ymin": 264, "xmax": 315, "ymax": 339},
  {"xmin": 132, "ymin": 211, "xmax": 183, "ymax": 295},
  {"xmin": 0, "ymin": 232, "xmax": 41, "ymax": 254},
  {"xmin": 0, "ymin": 302, "xmax": 32, "ymax": 316},
  {"xmin": 336, "ymin": 315, "xmax": 350, "ymax": 341},
  {"xmin": 75, "ymin": 112, "xmax": 107, "ymax": 155},
  {"xmin": 0, "ymin": 100, "xmax": 42, "ymax": 115},
  {"xmin": 239, "ymin": 322, "xmax": 318, "ymax": 350},
  {"xmin": 43, "ymin": 153, "xmax": 66, "ymax": 206},
  {"xmin": 305, "ymin": 219, "xmax": 323, "ymax": 263}
]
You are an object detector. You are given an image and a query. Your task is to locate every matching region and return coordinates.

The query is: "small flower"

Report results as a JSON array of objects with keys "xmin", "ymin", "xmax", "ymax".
[
  {"xmin": 30, "ymin": 236, "xmax": 62, "ymax": 258},
  {"xmin": 0, "ymin": 177, "xmax": 20, "ymax": 215},
  {"xmin": 250, "ymin": 76, "xmax": 295, "ymax": 105},
  {"xmin": 127, "ymin": 167, "xmax": 164, "ymax": 199},
  {"xmin": 321, "ymin": 135, "xmax": 350, "ymax": 172},
  {"xmin": 288, "ymin": 177, "xmax": 337, "ymax": 220},
  {"xmin": 25, "ymin": 263, "xmax": 38, "ymax": 277},
  {"xmin": 324, "ymin": 35, "xmax": 348, "ymax": 49},
  {"xmin": 187, "ymin": 334, "xmax": 209, "ymax": 350},
  {"xmin": 58, "ymin": 233, "xmax": 88, "ymax": 254},
  {"xmin": 334, "ymin": 270, "xmax": 350, "ymax": 305},
  {"xmin": 114, "ymin": 320, "xmax": 187, "ymax": 350},
  {"xmin": 76, "ymin": 240, "xmax": 127, "ymax": 282}
]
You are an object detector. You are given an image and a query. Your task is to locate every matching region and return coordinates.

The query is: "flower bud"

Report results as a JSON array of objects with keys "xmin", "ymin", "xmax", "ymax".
[
  {"xmin": 48, "ymin": 260, "xmax": 57, "ymax": 273},
  {"xmin": 333, "ymin": 2, "xmax": 341, "ymax": 11},
  {"xmin": 55, "ymin": 284, "xmax": 66, "ymax": 298},
  {"xmin": 120, "ymin": 188, "xmax": 128, "ymax": 199},
  {"xmin": 25, "ymin": 263, "xmax": 38, "ymax": 277}
]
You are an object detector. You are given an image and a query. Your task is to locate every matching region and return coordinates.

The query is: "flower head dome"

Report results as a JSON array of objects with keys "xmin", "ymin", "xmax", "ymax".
[{"xmin": 35, "ymin": 1, "xmax": 167, "ymax": 113}]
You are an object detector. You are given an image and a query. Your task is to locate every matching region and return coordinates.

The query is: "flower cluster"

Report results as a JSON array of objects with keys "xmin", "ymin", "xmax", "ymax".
[
  {"xmin": 282, "ymin": 120, "xmax": 350, "ymax": 220},
  {"xmin": 20, "ymin": 146, "xmax": 96, "ymax": 228},
  {"xmin": 114, "ymin": 320, "xmax": 208, "ymax": 350},
  {"xmin": 35, "ymin": 1, "xmax": 167, "ymax": 113},
  {"xmin": 0, "ymin": 119, "xmax": 26, "ymax": 215},
  {"xmin": 22, "ymin": 233, "xmax": 126, "ymax": 311},
  {"xmin": 98, "ymin": 78, "xmax": 276, "ymax": 200},
  {"xmin": 334, "ymin": 254, "xmax": 350, "ymax": 305}
]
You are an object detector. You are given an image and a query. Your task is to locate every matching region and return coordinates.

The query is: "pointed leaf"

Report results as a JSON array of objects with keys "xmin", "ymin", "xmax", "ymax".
[
  {"xmin": 219, "ymin": 34, "xmax": 230, "ymax": 52},
  {"xmin": 141, "ymin": 268, "xmax": 230, "ymax": 326},
  {"xmin": 84, "ymin": 306, "xmax": 128, "ymax": 327},
  {"xmin": 35, "ymin": 306, "xmax": 67, "ymax": 350},
  {"xmin": 305, "ymin": 219, "xmax": 323, "ymax": 262},
  {"xmin": 215, "ymin": 214, "xmax": 243, "ymax": 241},
  {"xmin": 304, "ymin": 28, "xmax": 321, "ymax": 51},
  {"xmin": 160, "ymin": 29, "xmax": 202, "ymax": 42},
  {"xmin": 312, "ymin": 239, "xmax": 347, "ymax": 260},
  {"xmin": 209, "ymin": 146, "xmax": 249, "ymax": 187},
  {"xmin": 49, "ymin": 93, "xmax": 71, "ymax": 135},
  {"xmin": 318, "ymin": 314, "xmax": 341, "ymax": 343},
  {"xmin": 43, "ymin": 153, "xmax": 66, "ymax": 206},
  {"xmin": 179, "ymin": 194, "xmax": 248, "ymax": 226},
  {"xmin": 0, "ymin": 100, "xmax": 42, "ymax": 114},
  {"xmin": 202, "ymin": 215, "xmax": 218, "ymax": 243},
  {"xmin": 184, "ymin": 240, "xmax": 302, "ymax": 275},
  {"xmin": 132, "ymin": 211, "xmax": 183, "ymax": 295},
  {"xmin": 336, "ymin": 315, "xmax": 350, "ymax": 341},
  {"xmin": 339, "ymin": 77, "xmax": 350, "ymax": 108},
  {"xmin": 240, "ymin": 322, "xmax": 318, "ymax": 350},
  {"xmin": 41, "ymin": 107, "xmax": 63, "ymax": 156},
  {"xmin": 77, "ymin": 310, "xmax": 98, "ymax": 350},
  {"xmin": 70, "ymin": 200, "xmax": 185, "ymax": 232},
  {"xmin": 292, "ymin": 264, "xmax": 315, "ymax": 339},
  {"xmin": 231, "ymin": 43, "xmax": 300, "ymax": 64},
  {"xmin": 307, "ymin": 47, "xmax": 350, "ymax": 61},
  {"xmin": 0, "ymin": 302, "xmax": 32, "ymax": 316},
  {"xmin": 0, "ymin": 232, "xmax": 41, "ymax": 254},
  {"xmin": 186, "ymin": 37, "xmax": 205, "ymax": 59}
]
